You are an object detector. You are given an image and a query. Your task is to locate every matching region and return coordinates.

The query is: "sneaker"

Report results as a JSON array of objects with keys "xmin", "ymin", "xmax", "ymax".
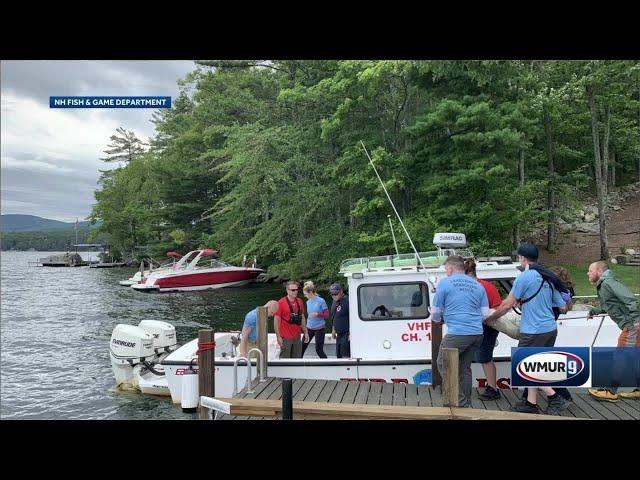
[
  {"xmin": 618, "ymin": 389, "xmax": 640, "ymax": 399},
  {"xmin": 588, "ymin": 388, "xmax": 619, "ymax": 402},
  {"xmin": 545, "ymin": 395, "xmax": 570, "ymax": 415},
  {"xmin": 478, "ymin": 386, "xmax": 501, "ymax": 401},
  {"xmin": 511, "ymin": 401, "xmax": 540, "ymax": 414}
]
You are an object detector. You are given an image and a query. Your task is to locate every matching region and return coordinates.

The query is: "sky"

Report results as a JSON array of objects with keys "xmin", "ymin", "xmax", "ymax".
[{"xmin": 1, "ymin": 60, "xmax": 196, "ymax": 222}]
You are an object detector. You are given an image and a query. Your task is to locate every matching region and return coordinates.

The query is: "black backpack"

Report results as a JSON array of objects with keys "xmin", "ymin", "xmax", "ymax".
[{"xmin": 519, "ymin": 264, "xmax": 570, "ymax": 320}]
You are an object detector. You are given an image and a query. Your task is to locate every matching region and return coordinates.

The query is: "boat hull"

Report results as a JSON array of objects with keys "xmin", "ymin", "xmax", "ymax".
[{"xmin": 132, "ymin": 268, "xmax": 262, "ymax": 292}]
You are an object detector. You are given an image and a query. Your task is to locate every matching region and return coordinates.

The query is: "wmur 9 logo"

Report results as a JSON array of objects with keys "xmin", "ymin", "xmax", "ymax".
[{"xmin": 511, "ymin": 347, "xmax": 591, "ymax": 387}]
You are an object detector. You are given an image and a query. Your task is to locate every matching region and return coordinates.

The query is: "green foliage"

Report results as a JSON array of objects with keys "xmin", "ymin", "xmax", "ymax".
[{"xmin": 89, "ymin": 60, "xmax": 640, "ymax": 283}]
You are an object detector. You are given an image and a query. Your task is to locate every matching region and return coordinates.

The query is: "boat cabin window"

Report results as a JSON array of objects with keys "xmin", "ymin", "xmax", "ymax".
[
  {"xmin": 358, "ymin": 282, "xmax": 429, "ymax": 321},
  {"xmin": 495, "ymin": 278, "xmax": 515, "ymax": 297}
]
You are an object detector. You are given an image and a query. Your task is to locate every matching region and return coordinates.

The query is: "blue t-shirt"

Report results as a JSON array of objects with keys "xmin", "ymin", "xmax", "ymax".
[
  {"xmin": 432, "ymin": 273, "xmax": 487, "ymax": 335},
  {"xmin": 242, "ymin": 308, "xmax": 258, "ymax": 342},
  {"xmin": 511, "ymin": 269, "xmax": 566, "ymax": 334},
  {"xmin": 306, "ymin": 295, "xmax": 328, "ymax": 330}
]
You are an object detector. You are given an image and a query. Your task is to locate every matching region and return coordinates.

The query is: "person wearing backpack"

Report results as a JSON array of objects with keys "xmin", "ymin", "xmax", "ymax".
[{"xmin": 485, "ymin": 242, "xmax": 569, "ymax": 414}]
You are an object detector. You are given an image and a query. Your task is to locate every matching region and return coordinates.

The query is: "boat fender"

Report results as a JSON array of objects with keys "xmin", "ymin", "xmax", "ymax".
[{"xmin": 181, "ymin": 367, "xmax": 199, "ymax": 413}]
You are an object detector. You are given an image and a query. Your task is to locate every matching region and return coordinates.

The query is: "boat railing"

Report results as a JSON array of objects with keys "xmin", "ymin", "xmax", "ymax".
[
  {"xmin": 339, "ymin": 248, "xmax": 474, "ymax": 273},
  {"xmin": 248, "ymin": 348, "xmax": 267, "ymax": 383},
  {"xmin": 232, "ymin": 356, "xmax": 253, "ymax": 396}
]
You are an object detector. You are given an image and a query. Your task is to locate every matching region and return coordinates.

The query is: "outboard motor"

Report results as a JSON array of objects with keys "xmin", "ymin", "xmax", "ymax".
[
  {"xmin": 110, "ymin": 325, "xmax": 155, "ymax": 391},
  {"xmin": 138, "ymin": 320, "xmax": 177, "ymax": 357}
]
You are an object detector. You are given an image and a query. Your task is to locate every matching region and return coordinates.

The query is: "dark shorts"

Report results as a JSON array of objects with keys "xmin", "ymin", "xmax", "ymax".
[
  {"xmin": 518, "ymin": 329, "xmax": 557, "ymax": 347},
  {"xmin": 474, "ymin": 324, "xmax": 499, "ymax": 363}
]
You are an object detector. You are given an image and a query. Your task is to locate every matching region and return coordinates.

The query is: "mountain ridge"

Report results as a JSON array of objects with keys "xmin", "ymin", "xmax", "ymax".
[{"xmin": 1, "ymin": 214, "xmax": 96, "ymax": 232}]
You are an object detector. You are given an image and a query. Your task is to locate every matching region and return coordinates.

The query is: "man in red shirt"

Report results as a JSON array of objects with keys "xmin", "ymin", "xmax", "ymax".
[
  {"xmin": 465, "ymin": 259, "xmax": 503, "ymax": 400},
  {"xmin": 275, "ymin": 281, "xmax": 309, "ymax": 358}
]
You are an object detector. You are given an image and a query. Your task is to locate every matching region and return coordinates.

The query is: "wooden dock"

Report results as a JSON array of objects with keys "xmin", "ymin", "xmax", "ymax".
[{"xmin": 214, "ymin": 378, "xmax": 639, "ymax": 420}]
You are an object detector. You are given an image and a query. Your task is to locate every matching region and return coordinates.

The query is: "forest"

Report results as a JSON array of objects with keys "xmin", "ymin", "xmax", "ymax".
[{"xmin": 88, "ymin": 60, "xmax": 640, "ymax": 283}]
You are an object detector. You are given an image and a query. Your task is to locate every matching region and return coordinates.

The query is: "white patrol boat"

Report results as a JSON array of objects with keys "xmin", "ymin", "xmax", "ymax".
[{"xmin": 109, "ymin": 233, "xmax": 620, "ymax": 402}]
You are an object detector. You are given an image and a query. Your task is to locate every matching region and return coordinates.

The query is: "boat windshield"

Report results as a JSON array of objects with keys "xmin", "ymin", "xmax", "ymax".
[
  {"xmin": 195, "ymin": 258, "xmax": 232, "ymax": 269},
  {"xmin": 358, "ymin": 282, "xmax": 430, "ymax": 321}
]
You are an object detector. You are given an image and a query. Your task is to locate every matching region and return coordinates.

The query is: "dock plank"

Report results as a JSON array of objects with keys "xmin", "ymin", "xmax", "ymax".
[
  {"xmin": 617, "ymin": 396, "xmax": 640, "ymax": 414},
  {"xmin": 240, "ymin": 377, "xmax": 274, "ymax": 398},
  {"xmin": 304, "ymin": 379, "xmax": 327, "ymax": 403},
  {"xmin": 488, "ymin": 389, "xmax": 513, "ymax": 412},
  {"xmin": 417, "ymin": 385, "xmax": 432, "ymax": 407},
  {"xmin": 381, "ymin": 383, "xmax": 394, "ymax": 406},
  {"xmin": 293, "ymin": 380, "xmax": 316, "ymax": 401},
  {"xmin": 570, "ymin": 395, "xmax": 607, "ymax": 420},
  {"xmin": 329, "ymin": 381, "xmax": 349, "ymax": 404},
  {"xmin": 316, "ymin": 380, "xmax": 338, "ymax": 403},
  {"xmin": 405, "ymin": 384, "xmax": 419, "ymax": 407},
  {"xmin": 429, "ymin": 386, "xmax": 444, "ymax": 407},
  {"xmin": 392, "ymin": 383, "xmax": 406, "ymax": 406},
  {"xmin": 501, "ymin": 389, "xmax": 521, "ymax": 410},
  {"xmin": 353, "ymin": 382, "xmax": 371, "ymax": 404},
  {"xmin": 596, "ymin": 398, "xmax": 635, "ymax": 420},
  {"xmin": 341, "ymin": 381, "xmax": 360, "ymax": 404},
  {"xmin": 607, "ymin": 397, "xmax": 640, "ymax": 419},
  {"xmin": 575, "ymin": 393, "xmax": 619, "ymax": 420},
  {"xmin": 366, "ymin": 382, "xmax": 383, "ymax": 405},
  {"xmin": 469, "ymin": 390, "xmax": 484, "ymax": 410}
]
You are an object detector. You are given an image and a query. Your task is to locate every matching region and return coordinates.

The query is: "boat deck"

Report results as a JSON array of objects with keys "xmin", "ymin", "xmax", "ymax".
[{"xmin": 215, "ymin": 378, "xmax": 640, "ymax": 420}]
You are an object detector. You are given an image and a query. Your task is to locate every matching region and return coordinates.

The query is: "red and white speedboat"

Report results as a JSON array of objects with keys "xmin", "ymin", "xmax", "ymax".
[{"xmin": 131, "ymin": 249, "xmax": 263, "ymax": 293}]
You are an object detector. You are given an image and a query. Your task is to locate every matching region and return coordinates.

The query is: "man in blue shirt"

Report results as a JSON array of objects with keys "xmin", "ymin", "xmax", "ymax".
[
  {"xmin": 485, "ymin": 242, "xmax": 569, "ymax": 414},
  {"xmin": 431, "ymin": 255, "xmax": 487, "ymax": 408},
  {"xmin": 239, "ymin": 300, "xmax": 279, "ymax": 357}
]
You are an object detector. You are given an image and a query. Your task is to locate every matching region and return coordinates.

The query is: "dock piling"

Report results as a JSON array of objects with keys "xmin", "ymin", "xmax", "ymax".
[
  {"xmin": 282, "ymin": 378, "xmax": 293, "ymax": 420},
  {"xmin": 257, "ymin": 306, "xmax": 268, "ymax": 379},
  {"xmin": 197, "ymin": 328, "xmax": 215, "ymax": 419},
  {"xmin": 442, "ymin": 347, "xmax": 459, "ymax": 407}
]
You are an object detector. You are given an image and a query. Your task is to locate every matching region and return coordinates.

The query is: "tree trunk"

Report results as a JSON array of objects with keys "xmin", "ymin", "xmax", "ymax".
[
  {"xmin": 543, "ymin": 105, "xmax": 556, "ymax": 252},
  {"xmin": 513, "ymin": 149, "xmax": 526, "ymax": 249},
  {"xmin": 586, "ymin": 85, "xmax": 608, "ymax": 260},
  {"xmin": 602, "ymin": 105, "xmax": 610, "ymax": 198},
  {"xmin": 610, "ymin": 147, "xmax": 616, "ymax": 189}
]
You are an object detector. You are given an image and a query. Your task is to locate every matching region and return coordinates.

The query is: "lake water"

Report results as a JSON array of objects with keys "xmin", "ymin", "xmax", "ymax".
[{"xmin": 0, "ymin": 251, "xmax": 290, "ymax": 419}]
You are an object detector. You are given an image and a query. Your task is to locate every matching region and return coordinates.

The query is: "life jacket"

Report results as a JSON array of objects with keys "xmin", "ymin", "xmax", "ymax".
[{"xmin": 284, "ymin": 297, "xmax": 304, "ymax": 325}]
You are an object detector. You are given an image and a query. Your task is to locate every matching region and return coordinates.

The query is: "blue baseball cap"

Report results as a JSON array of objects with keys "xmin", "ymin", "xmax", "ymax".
[{"xmin": 329, "ymin": 282, "xmax": 343, "ymax": 293}]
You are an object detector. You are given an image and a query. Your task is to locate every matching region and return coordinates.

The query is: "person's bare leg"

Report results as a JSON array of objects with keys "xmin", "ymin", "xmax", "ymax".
[{"xmin": 482, "ymin": 361, "xmax": 497, "ymax": 389}]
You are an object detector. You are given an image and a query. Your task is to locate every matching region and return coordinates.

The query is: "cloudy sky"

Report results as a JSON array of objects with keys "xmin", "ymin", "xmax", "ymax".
[{"xmin": 1, "ymin": 60, "xmax": 196, "ymax": 222}]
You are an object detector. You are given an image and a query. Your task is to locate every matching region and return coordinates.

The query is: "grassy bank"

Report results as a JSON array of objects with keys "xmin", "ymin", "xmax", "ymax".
[{"xmin": 562, "ymin": 264, "xmax": 640, "ymax": 297}]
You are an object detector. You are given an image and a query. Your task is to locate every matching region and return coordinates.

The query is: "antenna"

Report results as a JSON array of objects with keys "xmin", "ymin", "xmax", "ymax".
[
  {"xmin": 388, "ymin": 215, "xmax": 399, "ymax": 256},
  {"xmin": 360, "ymin": 141, "xmax": 425, "ymax": 269}
]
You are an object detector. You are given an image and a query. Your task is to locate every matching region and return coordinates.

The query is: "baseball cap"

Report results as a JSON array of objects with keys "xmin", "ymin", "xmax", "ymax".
[
  {"xmin": 517, "ymin": 242, "xmax": 539, "ymax": 261},
  {"xmin": 329, "ymin": 282, "xmax": 343, "ymax": 294}
]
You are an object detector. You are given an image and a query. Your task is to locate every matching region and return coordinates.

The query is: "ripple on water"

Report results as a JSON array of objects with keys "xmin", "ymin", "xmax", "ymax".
[{"xmin": 1, "ymin": 252, "xmax": 289, "ymax": 419}]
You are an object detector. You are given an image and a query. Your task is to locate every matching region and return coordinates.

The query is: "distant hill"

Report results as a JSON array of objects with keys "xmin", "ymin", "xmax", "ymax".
[{"xmin": 1, "ymin": 214, "xmax": 97, "ymax": 232}]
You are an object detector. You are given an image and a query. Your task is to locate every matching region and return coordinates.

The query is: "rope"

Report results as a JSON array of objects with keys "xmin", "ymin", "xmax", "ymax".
[
  {"xmin": 196, "ymin": 341, "xmax": 215, "ymax": 356},
  {"xmin": 591, "ymin": 317, "xmax": 606, "ymax": 348}
]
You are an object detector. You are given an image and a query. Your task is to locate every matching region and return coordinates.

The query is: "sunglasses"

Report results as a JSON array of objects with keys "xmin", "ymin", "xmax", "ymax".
[
  {"xmin": 330, "ymin": 292, "xmax": 340, "ymax": 295},
  {"xmin": 289, "ymin": 288, "xmax": 298, "ymax": 292}
]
